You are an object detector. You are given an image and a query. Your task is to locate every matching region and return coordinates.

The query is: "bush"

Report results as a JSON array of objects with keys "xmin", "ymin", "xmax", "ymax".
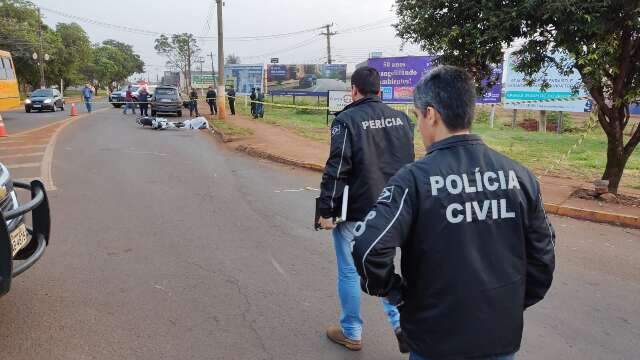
[
  {"xmin": 475, "ymin": 108, "xmax": 491, "ymax": 124},
  {"xmin": 546, "ymin": 112, "xmax": 578, "ymax": 133}
]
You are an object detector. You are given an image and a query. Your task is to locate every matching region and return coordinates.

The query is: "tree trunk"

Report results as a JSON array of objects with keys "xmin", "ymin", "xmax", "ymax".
[{"xmin": 602, "ymin": 126, "xmax": 628, "ymax": 194}]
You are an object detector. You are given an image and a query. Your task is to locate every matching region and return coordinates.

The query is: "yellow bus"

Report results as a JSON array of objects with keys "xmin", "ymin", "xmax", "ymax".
[{"xmin": 0, "ymin": 50, "xmax": 20, "ymax": 111}]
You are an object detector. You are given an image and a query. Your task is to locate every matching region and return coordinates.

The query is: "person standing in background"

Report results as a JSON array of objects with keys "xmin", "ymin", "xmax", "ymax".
[
  {"xmin": 250, "ymin": 88, "xmax": 257, "ymax": 118},
  {"xmin": 123, "ymin": 85, "xmax": 134, "ymax": 115},
  {"xmin": 82, "ymin": 83, "xmax": 94, "ymax": 113},
  {"xmin": 138, "ymin": 87, "xmax": 149, "ymax": 116},
  {"xmin": 189, "ymin": 88, "xmax": 200, "ymax": 117},
  {"xmin": 227, "ymin": 87, "xmax": 236, "ymax": 116},
  {"xmin": 206, "ymin": 86, "xmax": 217, "ymax": 115}
]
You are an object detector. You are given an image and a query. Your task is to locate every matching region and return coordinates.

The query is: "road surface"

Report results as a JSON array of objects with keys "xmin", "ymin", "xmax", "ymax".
[{"xmin": 0, "ymin": 107, "xmax": 638, "ymax": 359}]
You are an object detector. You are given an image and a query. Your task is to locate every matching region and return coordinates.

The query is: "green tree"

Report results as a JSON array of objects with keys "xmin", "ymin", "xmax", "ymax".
[
  {"xmin": 0, "ymin": 0, "xmax": 43, "ymax": 89},
  {"xmin": 225, "ymin": 54, "xmax": 240, "ymax": 65},
  {"xmin": 395, "ymin": 0, "xmax": 640, "ymax": 193},
  {"xmin": 155, "ymin": 33, "xmax": 199, "ymax": 89},
  {"xmin": 84, "ymin": 40, "xmax": 145, "ymax": 91},
  {"xmin": 55, "ymin": 23, "xmax": 92, "ymax": 87}
]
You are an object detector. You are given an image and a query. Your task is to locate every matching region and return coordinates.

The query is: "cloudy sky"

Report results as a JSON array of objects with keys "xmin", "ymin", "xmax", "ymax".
[{"xmin": 32, "ymin": 0, "xmax": 423, "ymax": 80}]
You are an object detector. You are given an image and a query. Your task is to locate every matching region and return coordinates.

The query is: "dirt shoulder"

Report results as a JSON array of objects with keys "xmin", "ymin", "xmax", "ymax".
[{"xmin": 205, "ymin": 104, "xmax": 640, "ymax": 228}]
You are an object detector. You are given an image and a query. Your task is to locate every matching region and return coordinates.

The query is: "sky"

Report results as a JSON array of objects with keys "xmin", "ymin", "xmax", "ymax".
[{"xmin": 32, "ymin": 0, "xmax": 424, "ymax": 81}]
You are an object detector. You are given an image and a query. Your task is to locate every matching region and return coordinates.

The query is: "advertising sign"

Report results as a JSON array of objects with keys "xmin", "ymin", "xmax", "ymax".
[
  {"xmin": 503, "ymin": 52, "xmax": 591, "ymax": 112},
  {"xmin": 368, "ymin": 56, "xmax": 502, "ymax": 104},
  {"xmin": 328, "ymin": 90, "xmax": 353, "ymax": 113},
  {"xmin": 368, "ymin": 56, "xmax": 433, "ymax": 103},
  {"xmin": 224, "ymin": 64, "xmax": 264, "ymax": 95},
  {"xmin": 191, "ymin": 72, "xmax": 216, "ymax": 89},
  {"xmin": 267, "ymin": 64, "xmax": 348, "ymax": 96}
]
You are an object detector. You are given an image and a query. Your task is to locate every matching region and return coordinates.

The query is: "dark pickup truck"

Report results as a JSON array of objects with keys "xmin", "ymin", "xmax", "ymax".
[{"xmin": 0, "ymin": 163, "xmax": 50, "ymax": 297}]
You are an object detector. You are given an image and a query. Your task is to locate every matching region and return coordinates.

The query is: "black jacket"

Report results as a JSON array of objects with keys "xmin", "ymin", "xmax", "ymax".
[
  {"xmin": 319, "ymin": 96, "xmax": 415, "ymax": 221},
  {"xmin": 352, "ymin": 134, "xmax": 555, "ymax": 359},
  {"xmin": 227, "ymin": 89, "xmax": 236, "ymax": 101},
  {"xmin": 206, "ymin": 90, "xmax": 216, "ymax": 101}
]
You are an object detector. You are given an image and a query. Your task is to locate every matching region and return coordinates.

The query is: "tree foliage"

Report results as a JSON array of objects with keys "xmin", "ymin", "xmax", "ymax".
[
  {"xmin": 0, "ymin": 0, "xmax": 144, "ymax": 91},
  {"xmin": 395, "ymin": 0, "xmax": 640, "ymax": 193},
  {"xmin": 155, "ymin": 33, "xmax": 199, "ymax": 89},
  {"xmin": 225, "ymin": 54, "xmax": 241, "ymax": 65}
]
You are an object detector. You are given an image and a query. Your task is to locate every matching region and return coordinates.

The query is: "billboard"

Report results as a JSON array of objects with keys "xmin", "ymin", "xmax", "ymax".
[
  {"xmin": 267, "ymin": 64, "xmax": 348, "ymax": 96},
  {"xmin": 328, "ymin": 90, "xmax": 353, "ymax": 113},
  {"xmin": 191, "ymin": 72, "xmax": 216, "ymax": 89},
  {"xmin": 368, "ymin": 56, "xmax": 502, "ymax": 104},
  {"xmin": 503, "ymin": 52, "xmax": 591, "ymax": 112},
  {"xmin": 224, "ymin": 64, "xmax": 264, "ymax": 95}
]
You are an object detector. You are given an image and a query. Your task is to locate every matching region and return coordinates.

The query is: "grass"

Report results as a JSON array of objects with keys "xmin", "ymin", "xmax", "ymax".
[
  {"xmin": 231, "ymin": 95, "xmax": 640, "ymax": 189},
  {"xmin": 209, "ymin": 119, "xmax": 254, "ymax": 137}
]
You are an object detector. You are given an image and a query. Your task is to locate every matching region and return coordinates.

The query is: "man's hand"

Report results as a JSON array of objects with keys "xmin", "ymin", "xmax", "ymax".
[{"xmin": 318, "ymin": 217, "xmax": 336, "ymax": 230}]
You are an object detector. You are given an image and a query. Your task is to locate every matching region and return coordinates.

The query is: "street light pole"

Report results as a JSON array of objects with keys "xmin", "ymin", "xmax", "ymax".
[
  {"xmin": 216, "ymin": 0, "xmax": 226, "ymax": 119},
  {"xmin": 37, "ymin": 8, "xmax": 45, "ymax": 88}
]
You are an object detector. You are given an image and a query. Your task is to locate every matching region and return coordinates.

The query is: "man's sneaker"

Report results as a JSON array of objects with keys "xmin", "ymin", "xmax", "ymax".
[
  {"xmin": 395, "ymin": 327, "xmax": 410, "ymax": 354},
  {"xmin": 326, "ymin": 325, "xmax": 362, "ymax": 351}
]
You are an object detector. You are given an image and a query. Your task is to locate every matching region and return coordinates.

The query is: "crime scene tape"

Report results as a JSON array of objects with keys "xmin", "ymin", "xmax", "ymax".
[{"xmin": 540, "ymin": 105, "xmax": 600, "ymax": 178}]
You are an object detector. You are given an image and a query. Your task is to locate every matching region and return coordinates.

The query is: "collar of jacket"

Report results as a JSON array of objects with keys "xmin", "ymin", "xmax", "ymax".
[
  {"xmin": 336, "ymin": 95, "xmax": 381, "ymax": 115},
  {"xmin": 427, "ymin": 134, "xmax": 484, "ymax": 154}
]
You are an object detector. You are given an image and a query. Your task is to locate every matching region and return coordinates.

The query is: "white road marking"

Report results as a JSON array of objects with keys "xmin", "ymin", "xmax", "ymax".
[
  {"xmin": 1, "ymin": 152, "xmax": 45, "ymax": 159},
  {"xmin": 274, "ymin": 187, "xmax": 320, "ymax": 193},
  {"xmin": 7, "ymin": 162, "xmax": 39, "ymax": 169},
  {"xmin": 270, "ymin": 256, "xmax": 287, "ymax": 277},
  {"xmin": 41, "ymin": 107, "xmax": 110, "ymax": 191},
  {"xmin": 0, "ymin": 144, "xmax": 47, "ymax": 151},
  {"xmin": 122, "ymin": 150, "xmax": 168, "ymax": 157}
]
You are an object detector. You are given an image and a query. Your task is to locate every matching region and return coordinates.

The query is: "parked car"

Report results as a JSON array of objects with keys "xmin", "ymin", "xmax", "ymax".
[
  {"xmin": 109, "ymin": 85, "xmax": 140, "ymax": 108},
  {"xmin": 0, "ymin": 163, "xmax": 50, "ymax": 297},
  {"xmin": 109, "ymin": 85, "xmax": 156, "ymax": 108},
  {"xmin": 299, "ymin": 74, "xmax": 317, "ymax": 89},
  {"xmin": 151, "ymin": 86, "xmax": 183, "ymax": 117},
  {"xmin": 24, "ymin": 88, "xmax": 65, "ymax": 113}
]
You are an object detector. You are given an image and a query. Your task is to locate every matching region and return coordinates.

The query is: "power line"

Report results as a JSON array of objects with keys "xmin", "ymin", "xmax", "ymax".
[
  {"xmin": 37, "ymin": 5, "xmax": 324, "ymax": 42},
  {"xmin": 241, "ymin": 36, "xmax": 323, "ymax": 60}
]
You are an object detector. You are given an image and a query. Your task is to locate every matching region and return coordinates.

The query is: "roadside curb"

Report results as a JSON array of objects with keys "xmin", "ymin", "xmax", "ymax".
[
  {"xmin": 235, "ymin": 144, "xmax": 325, "ymax": 172},
  {"xmin": 544, "ymin": 203, "xmax": 640, "ymax": 229},
  {"xmin": 233, "ymin": 143, "xmax": 639, "ymax": 229},
  {"xmin": 208, "ymin": 123, "xmax": 234, "ymax": 143}
]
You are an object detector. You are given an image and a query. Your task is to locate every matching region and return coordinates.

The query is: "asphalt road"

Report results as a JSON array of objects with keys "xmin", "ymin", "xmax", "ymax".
[
  {"xmin": 0, "ymin": 107, "xmax": 638, "ymax": 359},
  {"xmin": 2, "ymin": 101, "xmax": 111, "ymax": 134}
]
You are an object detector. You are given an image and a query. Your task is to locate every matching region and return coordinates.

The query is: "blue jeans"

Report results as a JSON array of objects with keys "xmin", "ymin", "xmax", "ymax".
[
  {"xmin": 123, "ymin": 101, "xmax": 134, "ymax": 114},
  {"xmin": 410, "ymin": 352, "xmax": 515, "ymax": 360},
  {"xmin": 84, "ymin": 98, "xmax": 92, "ymax": 113},
  {"xmin": 333, "ymin": 222, "xmax": 400, "ymax": 341}
]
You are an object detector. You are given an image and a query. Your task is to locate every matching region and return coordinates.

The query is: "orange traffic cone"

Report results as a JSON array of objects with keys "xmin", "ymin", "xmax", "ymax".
[
  {"xmin": 0, "ymin": 114, "xmax": 8, "ymax": 137},
  {"xmin": 70, "ymin": 103, "xmax": 78, "ymax": 116}
]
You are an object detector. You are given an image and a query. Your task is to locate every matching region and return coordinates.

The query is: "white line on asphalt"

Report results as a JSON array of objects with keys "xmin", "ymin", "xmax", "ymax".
[
  {"xmin": 7, "ymin": 162, "xmax": 40, "ymax": 169},
  {"xmin": 122, "ymin": 150, "xmax": 168, "ymax": 156},
  {"xmin": 270, "ymin": 256, "xmax": 288, "ymax": 278},
  {"xmin": 1, "ymin": 152, "xmax": 45, "ymax": 159},
  {"xmin": 41, "ymin": 107, "xmax": 110, "ymax": 191},
  {"xmin": 0, "ymin": 144, "xmax": 47, "ymax": 151}
]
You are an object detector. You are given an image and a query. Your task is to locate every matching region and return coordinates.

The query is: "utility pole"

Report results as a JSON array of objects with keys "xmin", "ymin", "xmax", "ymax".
[
  {"xmin": 37, "ymin": 8, "xmax": 45, "ymax": 88},
  {"xmin": 216, "ymin": 0, "xmax": 226, "ymax": 119},
  {"xmin": 207, "ymin": 52, "xmax": 216, "ymax": 85},
  {"xmin": 321, "ymin": 23, "xmax": 336, "ymax": 64}
]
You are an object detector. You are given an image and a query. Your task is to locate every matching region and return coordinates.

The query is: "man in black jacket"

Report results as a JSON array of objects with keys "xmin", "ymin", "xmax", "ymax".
[
  {"xmin": 206, "ymin": 86, "xmax": 217, "ymax": 115},
  {"xmin": 317, "ymin": 66, "xmax": 415, "ymax": 352},
  {"xmin": 352, "ymin": 65, "xmax": 555, "ymax": 360}
]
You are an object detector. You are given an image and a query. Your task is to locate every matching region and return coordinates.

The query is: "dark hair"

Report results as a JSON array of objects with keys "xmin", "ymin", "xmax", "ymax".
[
  {"xmin": 413, "ymin": 65, "xmax": 476, "ymax": 131},
  {"xmin": 351, "ymin": 66, "xmax": 380, "ymax": 96}
]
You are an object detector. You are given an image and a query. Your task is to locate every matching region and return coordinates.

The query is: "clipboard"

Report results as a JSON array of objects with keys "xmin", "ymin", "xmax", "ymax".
[{"xmin": 315, "ymin": 186, "xmax": 349, "ymax": 230}]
